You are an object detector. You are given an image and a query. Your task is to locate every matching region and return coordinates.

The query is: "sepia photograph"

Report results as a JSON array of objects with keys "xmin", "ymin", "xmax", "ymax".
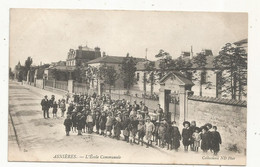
[{"xmin": 9, "ymin": 9, "xmax": 248, "ymax": 165}]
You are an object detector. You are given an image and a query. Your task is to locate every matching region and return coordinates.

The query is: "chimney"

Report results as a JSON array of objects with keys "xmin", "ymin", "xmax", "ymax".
[
  {"xmin": 95, "ymin": 47, "xmax": 100, "ymax": 52},
  {"xmin": 78, "ymin": 45, "xmax": 83, "ymax": 50}
]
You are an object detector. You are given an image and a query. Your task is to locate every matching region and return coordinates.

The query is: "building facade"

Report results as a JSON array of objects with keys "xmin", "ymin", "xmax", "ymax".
[{"xmin": 66, "ymin": 45, "xmax": 101, "ymax": 67}]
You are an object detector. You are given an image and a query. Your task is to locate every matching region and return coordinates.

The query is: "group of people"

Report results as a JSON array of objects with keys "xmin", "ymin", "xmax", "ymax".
[{"xmin": 41, "ymin": 92, "xmax": 222, "ymax": 155}]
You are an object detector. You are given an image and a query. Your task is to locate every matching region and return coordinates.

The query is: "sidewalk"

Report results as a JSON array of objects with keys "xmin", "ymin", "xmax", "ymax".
[{"xmin": 22, "ymin": 82, "xmax": 66, "ymax": 101}]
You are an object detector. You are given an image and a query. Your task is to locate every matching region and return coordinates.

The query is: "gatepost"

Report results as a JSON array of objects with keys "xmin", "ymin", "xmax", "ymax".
[{"xmin": 68, "ymin": 80, "xmax": 74, "ymax": 93}]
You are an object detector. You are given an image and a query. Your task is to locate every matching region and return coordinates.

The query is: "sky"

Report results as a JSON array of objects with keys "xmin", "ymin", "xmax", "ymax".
[{"xmin": 9, "ymin": 9, "xmax": 248, "ymax": 70}]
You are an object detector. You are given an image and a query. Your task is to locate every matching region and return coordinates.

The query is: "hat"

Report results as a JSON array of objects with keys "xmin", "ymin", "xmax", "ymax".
[
  {"xmin": 183, "ymin": 121, "xmax": 190, "ymax": 127},
  {"xmin": 146, "ymin": 117, "xmax": 151, "ymax": 120},
  {"xmin": 140, "ymin": 101, "xmax": 143, "ymax": 103},
  {"xmin": 194, "ymin": 127, "xmax": 201, "ymax": 132},
  {"xmin": 44, "ymin": 95, "xmax": 47, "ymax": 97},
  {"xmin": 200, "ymin": 126, "xmax": 208, "ymax": 131},
  {"xmin": 205, "ymin": 123, "xmax": 213, "ymax": 129},
  {"xmin": 161, "ymin": 117, "xmax": 167, "ymax": 121}
]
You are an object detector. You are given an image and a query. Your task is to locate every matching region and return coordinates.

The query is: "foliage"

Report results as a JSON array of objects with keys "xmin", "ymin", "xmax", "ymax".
[
  {"xmin": 51, "ymin": 69, "xmax": 69, "ymax": 81},
  {"xmin": 98, "ymin": 65, "xmax": 118, "ymax": 92},
  {"xmin": 24, "ymin": 57, "xmax": 33, "ymax": 74},
  {"xmin": 144, "ymin": 61, "xmax": 158, "ymax": 94},
  {"xmin": 120, "ymin": 53, "xmax": 137, "ymax": 91},
  {"xmin": 213, "ymin": 43, "xmax": 247, "ymax": 100},
  {"xmin": 192, "ymin": 52, "xmax": 213, "ymax": 96},
  {"xmin": 73, "ymin": 66, "xmax": 88, "ymax": 83},
  {"xmin": 9, "ymin": 68, "xmax": 14, "ymax": 79}
]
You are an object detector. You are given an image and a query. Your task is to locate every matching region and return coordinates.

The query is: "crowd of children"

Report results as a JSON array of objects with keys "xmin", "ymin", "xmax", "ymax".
[{"xmin": 42, "ymin": 92, "xmax": 222, "ymax": 155}]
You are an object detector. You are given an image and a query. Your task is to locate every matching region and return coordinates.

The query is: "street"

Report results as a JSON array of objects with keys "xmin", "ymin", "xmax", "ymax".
[{"xmin": 8, "ymin": 81, "xmax": 245, "ymax": 165}]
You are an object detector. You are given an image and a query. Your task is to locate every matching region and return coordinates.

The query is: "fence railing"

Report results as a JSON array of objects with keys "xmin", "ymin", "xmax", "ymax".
[
  {"xmin": 55, "ymin": 80, "xmax": 68, "ymax": 91},
  {"xmin": 45, "ymin": 80, "xmax": 54, "ymax": 87},
  {"xmin": 74, "ymin": 82, "xmax": 89, "ymax": 94}
]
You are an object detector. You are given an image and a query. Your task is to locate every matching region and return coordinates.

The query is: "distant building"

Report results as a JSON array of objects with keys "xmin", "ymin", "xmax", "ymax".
[
  {"xmin": 66, "ymin": 45, "xmax": 101, "ymax": 67},
  {"xmin": 132, "ymin": 40, "xmax": 247, "ymax": 100},
  {"xmin": 87, "ymin": 55, "xmax": 146, "ymax": 95}
]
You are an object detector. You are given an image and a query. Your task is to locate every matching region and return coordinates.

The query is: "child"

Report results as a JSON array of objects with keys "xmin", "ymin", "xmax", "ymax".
[
  {"xmin": 86, "ymin": 111, "xmax": 94, "ymax": 134},
  {"xmin": 192, "ymin": 127, "xmax": 201, "ymax": 152},
  {"xmin": 158, "ymin": 118, "xmax": 167, "ymax": 148},
  {"xmin": 122, "ymin": 114, "xmax": 130, "ymax": 142},
  {"xmin": 171, "ymin": 121, "xmax": 181, "ymax": 151},
  {"xmin": 137, "ymin": 120, "xmax": 145, "ymax": 146},
  {"xmin": 182, "ymin": 121, "xmax": 192, "ymax": 152},
  {"xmin": 144, "ymin": 117, "xmax": 155, "ymax": 148},
  {"xmin": 76, "ymin": 112, "xmax": 84, "ymax": 135},
  {"xmin": 190, "ymin": 121, "xmax": 197, "ymax": 151},
  {"xmin": 52, "ymin": 101, "xmax": 58, "ymax": 118},
  {"xmin": 94, "ymin": 110, "xmax": 101, "ymax": 134},
  {"xmin": 71, "ymin": 110, "xmax": 77, "ymax": 133},
  {"xmin": 113, "ymin": 117, "xmax": 122, "ymax": 140},
  {"xmin": 201, "ymin": 126, "xmax": 210, "ymax": 152},
  {"xmin": 165, "ymin": 121, "xmax": 173, "ymax": 150},
  {"xmin": 63, "ymin": 115, "xmax": 72, "ymax": 136},
  {"xmin": 59, "ymin": 99, "xmax": 66, "ymax": 117},
  {"xmin": 99, "ymin": 111, "xmax": 107, "ymax": 135},
  {"xmin": 211, "ymin": 126, "xmax": 222, "ymax": 155},
  {"xmin": 105, "ymin": 112, "xmax": 114, "ymax": 137},
  {"xmin": 129, "ymin": 116, "xmax": 138, "ymax": 145}
]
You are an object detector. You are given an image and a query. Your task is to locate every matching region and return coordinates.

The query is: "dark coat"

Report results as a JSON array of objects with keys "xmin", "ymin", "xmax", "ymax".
[
  {"xmin": 201, "ymin": 131, "xmax": 211, "ymax": 151},
  {"xmin": 211, "ymin": 131, "xmax": 222, "ymax": 152},
  {"xmin": 64, "ymin": 118, "xmax": 72, "ymax": 131},
  {"xmin": 114, "ymin": 121, "xmax": 122, "ymax": 137},
  {"xmin": 182, "ymin": 128, "xmax": 192, "ymax": 146},
  {"xmin": 165, "ymin": 124, "xmax": 173, "ymax": 143},
  {"xmin": 172, "ymin": 126, "xmax": 181, "ymax": 149},
  {"xmin": 76, "ymin": 115, "xmax": 85, "ymax": 130},
  {"xmin": 67, "ymin": 105, "xmax": 74, "ymax": 115},
  {"xmin": 99, "ymin": 115, "xmax": 107, "ymax": 130},
  {"xmin": 158, "ymin": 123, "xmax": 167, "ymax": 139},
  {"xmin": 52, "ymin": 103, "xmax": 58, "ymax": 113},
  {"xmin": 41, "ymin": 99, "xmax": 49, "ymax": 110}
]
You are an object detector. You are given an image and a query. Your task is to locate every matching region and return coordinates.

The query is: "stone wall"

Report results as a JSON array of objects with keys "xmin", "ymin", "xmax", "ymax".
[{"xmin": 187, "ymin": 99, "xmax": 247, "ymax": 154}]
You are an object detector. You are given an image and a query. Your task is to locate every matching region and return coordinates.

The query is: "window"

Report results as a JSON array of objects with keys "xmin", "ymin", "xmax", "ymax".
[
  {"xmin": 136, "ymin": 73, "xmax": 140, "ymax": 81},
  {"xmin": 201, "ymin": 71, "xmax": 206, "ymax": 84}
]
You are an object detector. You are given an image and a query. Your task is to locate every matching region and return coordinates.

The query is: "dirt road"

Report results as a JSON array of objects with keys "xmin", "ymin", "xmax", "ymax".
[{"xmin": 8, "ymin": 81, "xmax": 245, "ymax": 165}]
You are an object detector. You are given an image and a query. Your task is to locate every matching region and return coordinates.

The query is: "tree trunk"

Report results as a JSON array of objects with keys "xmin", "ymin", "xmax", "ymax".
[{"xmin": 200, "ymin": 80, "xmax": 202, "ymax": 96}]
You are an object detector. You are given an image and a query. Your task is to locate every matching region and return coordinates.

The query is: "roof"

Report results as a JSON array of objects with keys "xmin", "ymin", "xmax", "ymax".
[
  {"xmin": 78, "ymin": 45, "xmax": 95, "ymax": 51},
  {"xmin": 47, "ymin": 65, "xmax": 76, "ymax": 71},
  {"xmin": 87, "ymin": 56, "xmax": 146, "ymax": 64},
  {"xmin": 181, "ymin": 52, "xmax": 191, "ymax": 58},
  {"xmin": 159, "ymin": 71, "xmax": 194, "ymax": 86},
  {"xmin": 233, "ymin": 39, "xmax": 248, "ymax": 46}
]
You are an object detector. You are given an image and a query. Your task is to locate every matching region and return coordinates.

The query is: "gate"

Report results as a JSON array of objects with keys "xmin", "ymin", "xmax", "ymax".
[{"xmin": 169, "ymin": 91, "xmax": 180, "ymax": 123}]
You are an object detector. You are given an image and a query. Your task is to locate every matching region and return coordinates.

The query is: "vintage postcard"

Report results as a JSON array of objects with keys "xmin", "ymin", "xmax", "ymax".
[{"xmin": 9, "ymin": 9, "xmax": 247, "ymax": 165}]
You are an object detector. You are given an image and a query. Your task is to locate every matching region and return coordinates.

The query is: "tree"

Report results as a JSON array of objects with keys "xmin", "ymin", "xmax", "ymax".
[
  {"xmin": 51, "ymin": 69, "xmax": 69, "ymax": 81},
  {"xmin": 24, "ymin": 57, "xmax": 33, "ymax": 80},
  {"xmin": 156, "ymin": 49, "xmax": 173, "ymax": 79},
  {"xmin": 9, "ymin": 68, "xmax": 14, "ymax": 80},
  {"xmin": 99, "ymin": 65, "xmax": 118, "ymax": 93},
  {"xmin": 120, "ymin": 53, "xmax": 137, "ymax": 93},
  {"xmin": 213, "ymin": 43, "xmax": 247, "ymax": 100},
  {"xmin": 193, "ymin": 52, "xmax": 212, "ymax": 96},
  {"xmin": 144, "ymin": 61, "xmax": 158, "ymax": 94}
]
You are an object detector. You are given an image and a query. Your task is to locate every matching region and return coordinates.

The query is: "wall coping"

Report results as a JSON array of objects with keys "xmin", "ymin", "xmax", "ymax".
[{"xmin": 188, "ymin": 95, "xmax": 247, "ymax": 107}]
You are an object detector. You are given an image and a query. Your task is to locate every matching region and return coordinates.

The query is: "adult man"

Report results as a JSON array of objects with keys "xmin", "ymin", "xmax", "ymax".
[
  {"xmin": 41, "ymin": 95, "xmax": 50, "ymax": 119},
  {"xmin": 155, "ymin": 104, "xmax": 164, "ymax": 122}
]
